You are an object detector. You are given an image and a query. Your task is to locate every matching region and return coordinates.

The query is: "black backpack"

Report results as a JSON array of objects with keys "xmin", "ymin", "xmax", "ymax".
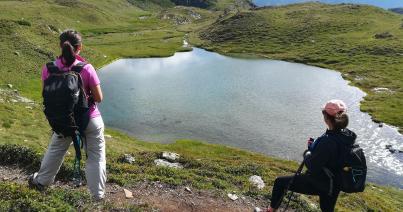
[
  {"xmin": 42, "ymin": 62, "xmax": 90, "ymax": 137},
  {"xmin": 337, "ymin": 142, "xmax": 367, "ymax": 193}
]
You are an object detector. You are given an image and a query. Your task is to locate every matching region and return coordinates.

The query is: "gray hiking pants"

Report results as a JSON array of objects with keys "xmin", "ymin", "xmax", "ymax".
[{"xmin": 34, "ymin": 116, "xmax": 106, "ymax": 199}]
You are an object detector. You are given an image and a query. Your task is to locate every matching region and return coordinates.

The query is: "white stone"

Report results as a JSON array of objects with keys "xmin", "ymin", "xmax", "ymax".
[
  {"xmin": 7, "ymin": 84, "xmax": 13, "ymax": 89},
  {"xmin": 124, "ymin": 188, "xmax": 133, "ymax": 199},
  {"xmin": 185, "ymin": 187, "xmax": 192, "ymax": 193},
  {"xmin": 372, "ymin": 87, "xmax": 392, "ymax": 93},
  {"xmin": 227, "ymin": 193, "xmax": 238, "ymax": 201},
  {"xmin": 154, "ymin": 159, "xmax": 183, "ymax": 169},
  {"xmin": 254, "ymin": 207, "xmax": 262, "ymax": 212},
  {"xmin": 162, "ymin": 151, "xmax": 180, "ymax": 161},
  {"xmin": 249, "ymin": 175, "xmax": 265, "ymax": 190}
]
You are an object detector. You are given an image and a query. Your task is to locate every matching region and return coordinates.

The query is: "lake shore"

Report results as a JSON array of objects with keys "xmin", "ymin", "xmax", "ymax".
[{"xmin": 0, "ymin": 1, "xmax": 402, "ymax": 211}]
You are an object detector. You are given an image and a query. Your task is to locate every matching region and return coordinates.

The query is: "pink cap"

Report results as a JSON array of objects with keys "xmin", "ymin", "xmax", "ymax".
[{"xmin": 323, "ymin": 99, "xmax": 347, "ymax": 116}]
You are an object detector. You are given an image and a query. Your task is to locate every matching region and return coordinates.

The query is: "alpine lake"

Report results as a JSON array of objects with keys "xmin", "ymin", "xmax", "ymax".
[{"xmin": 99, "ymin": 48, "xmax": 403, "ymax": 188}]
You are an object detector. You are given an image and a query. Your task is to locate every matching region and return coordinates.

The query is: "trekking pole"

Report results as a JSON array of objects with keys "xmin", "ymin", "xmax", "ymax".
[
  {"xmin": 282, "ymin": 150, "xmax": 311, "ymax": 212},
  {"xmin": 72, "ymin": 133, "xmax": 82, "ymax": 187}
]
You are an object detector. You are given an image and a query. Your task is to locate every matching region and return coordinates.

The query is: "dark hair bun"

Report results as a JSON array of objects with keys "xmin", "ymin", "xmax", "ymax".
[{"xmin": 334, "ymin": 112, "xmax": 349, "ymax": 130}]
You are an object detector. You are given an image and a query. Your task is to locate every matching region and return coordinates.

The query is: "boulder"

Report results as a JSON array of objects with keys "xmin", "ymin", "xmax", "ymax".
[
  {"xmin": 162, "ymin": 151, "xmax": 180, "ymax": 161},
  {"xmin": 154, "ymin": 159, "xmax": 183, "ymax": 169},
  {"xmin": 249, "ymin": 175, "xmax": 265, "ymax": 190}
]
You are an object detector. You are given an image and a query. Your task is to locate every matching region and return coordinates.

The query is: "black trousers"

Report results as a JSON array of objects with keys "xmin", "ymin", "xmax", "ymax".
[{"xmin": 270, "ymin": 174, "xmax": 340, "ymax": 212}]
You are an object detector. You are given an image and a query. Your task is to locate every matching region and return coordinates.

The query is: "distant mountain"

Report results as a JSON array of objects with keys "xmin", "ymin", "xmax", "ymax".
[
  {"xmin": 389, "ymin": 8, "xmax": 403, "ymax": 14},
  {"xmin": 253, "ymin": 0, "xmax": 403, "ymax": 9}
]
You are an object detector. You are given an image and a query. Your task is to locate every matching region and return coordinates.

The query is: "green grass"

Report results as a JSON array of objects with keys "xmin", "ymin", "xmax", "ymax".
[
  {"xmin": 0, "ymin": 0, "xmax": 403, "ymax": 211},
  {"xmin": 0, "ymin": 0, "xmax": 187, "ymax": 101},
  {"xmin": 193, "ymin": 2, "xmax": 403, "ymax": 132}
]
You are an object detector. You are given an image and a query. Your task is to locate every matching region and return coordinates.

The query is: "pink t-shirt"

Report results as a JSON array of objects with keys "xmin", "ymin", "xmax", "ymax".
[{"xmin": 41, "ymin": 55, "xmax": 101, "ymax": 119}]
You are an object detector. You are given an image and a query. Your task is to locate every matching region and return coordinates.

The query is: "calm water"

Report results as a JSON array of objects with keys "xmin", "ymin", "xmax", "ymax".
[
  {"xmin": 253, "ymin": 0, "xmax": 403, "ymax": 8},
  {"xmin": 99, "ymin": 48, "xmax": 403, "ymax": 188}
]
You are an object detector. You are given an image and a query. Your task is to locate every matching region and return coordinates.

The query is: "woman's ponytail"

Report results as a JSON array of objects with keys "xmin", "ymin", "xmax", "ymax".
[
  {"xmin": 323, "ymin": 110, "xmax": 349, "ymax": 131},
  {"xmin": 61, "ymin": 41, "xmax": 76, "ymax": 67},
  {"xmin": 59, "ymin": 29, "xmax": 82, "ymax": 67}
]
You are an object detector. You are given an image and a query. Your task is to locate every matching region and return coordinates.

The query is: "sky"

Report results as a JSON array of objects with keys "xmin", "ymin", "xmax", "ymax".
[{"xmin": 253, "ymin": 0, "xmax": 403, "ymax": 9}]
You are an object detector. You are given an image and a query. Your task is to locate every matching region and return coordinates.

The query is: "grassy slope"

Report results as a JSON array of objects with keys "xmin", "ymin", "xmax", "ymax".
[
  {"xmin": 0, "ymin": 0, "xmax": 187, "ymax": 100},
  {"xmin": 0, "ymin": 0, "xmax": 402, "ymax": 211},
  {"xmin": 194, "ymin": 3, "xmax": 403, "ymax": 132}
]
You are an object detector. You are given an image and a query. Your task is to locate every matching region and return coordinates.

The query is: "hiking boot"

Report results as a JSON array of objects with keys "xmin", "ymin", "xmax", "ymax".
[{"xmin": 28, "ymin": 173, "xmax": 46, "ymax": 191}]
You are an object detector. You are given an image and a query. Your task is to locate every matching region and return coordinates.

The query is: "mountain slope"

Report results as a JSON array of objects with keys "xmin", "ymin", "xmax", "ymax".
[
  {"xmin": 389, "ymin": 8, "xmax": 403, "ymax": 14},
  {"xmin": 195, "ymin": 2, "xmax": 403, "ymax": 132}
]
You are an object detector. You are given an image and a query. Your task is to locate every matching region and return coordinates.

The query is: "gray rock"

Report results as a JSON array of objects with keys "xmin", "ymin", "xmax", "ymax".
[
  {"xmin": 154, "ymin": 159, "xmax": 183, "ymax": 169},
  {"xmin": 162, "ymin": 151, "xmax": 180, "ymax": 161},
  {"xmin": 249, "ymin": 175, "xmax": 265, "ymax": 190},
  {"xmin": 122, "ymin": 154, "xmax": 135, "ymax": 164}
]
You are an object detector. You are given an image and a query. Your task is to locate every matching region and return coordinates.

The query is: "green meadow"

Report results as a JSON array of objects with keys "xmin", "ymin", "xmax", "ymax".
[{"xmin": 0, "ymin": 0, "xmax": 402, "ymax": 211}]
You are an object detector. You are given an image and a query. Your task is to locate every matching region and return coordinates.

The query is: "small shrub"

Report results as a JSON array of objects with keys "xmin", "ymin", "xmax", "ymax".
[
  {"xmin": 374, "ymin": 32, "xmax": 393, "ymax": 39},
  {"xmin": 15, "ymin": 20, "xmax": 31, "ymax": 26},
  {"xmin": 224, "ymin": 163, "xmax": 264, "ymax": 176},
  {"xmin": 0, "ymin": 144, "xmax": 41, "ymax": 171},
  {"xmin": 2, "ymin": 122, "xmax": 11, "ymax": 128},
  {"xmin": 212, "ymin": 179, "xmax": 228, "ymax": 189}
]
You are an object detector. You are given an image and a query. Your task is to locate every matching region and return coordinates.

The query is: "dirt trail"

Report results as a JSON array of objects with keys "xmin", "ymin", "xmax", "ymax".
[{"xmin": 0, "ymin": 165, "xmax": 269, "ymax": 211}]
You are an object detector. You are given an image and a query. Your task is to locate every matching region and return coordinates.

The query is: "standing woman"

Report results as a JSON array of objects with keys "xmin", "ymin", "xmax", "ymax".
[
  {"xmin": 29, "ymin": 30, "xmax": 106, "ymax": 200},
  {"xmin": 267, "ymin": 99, "xmax": 357, "ymax": 212}
]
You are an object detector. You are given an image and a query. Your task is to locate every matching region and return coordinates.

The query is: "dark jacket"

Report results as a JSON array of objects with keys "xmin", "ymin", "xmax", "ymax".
[{"xmin": 304, "ymin": 128, "xmax": 357, "ymax": 194}]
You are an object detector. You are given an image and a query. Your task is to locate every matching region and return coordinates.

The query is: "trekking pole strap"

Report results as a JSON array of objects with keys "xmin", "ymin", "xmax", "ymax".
[{"xmin": 72, "ymin": 133, "xmax": 82, "ymax": 187}]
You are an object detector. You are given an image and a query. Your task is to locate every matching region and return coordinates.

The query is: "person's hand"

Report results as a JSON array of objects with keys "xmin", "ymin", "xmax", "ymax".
[{"xmin": 307, "ymin": 137, "xmax": 314, "ymax": 148}]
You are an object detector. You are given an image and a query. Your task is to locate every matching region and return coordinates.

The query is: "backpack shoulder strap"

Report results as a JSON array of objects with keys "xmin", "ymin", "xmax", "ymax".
[
  {"xmin": 46, "ymin": 62, "xmax": 59, "ymax": 74},
  {"xmin": 71, "ymin": 62, "xmax": 87, "ymax": 74}
]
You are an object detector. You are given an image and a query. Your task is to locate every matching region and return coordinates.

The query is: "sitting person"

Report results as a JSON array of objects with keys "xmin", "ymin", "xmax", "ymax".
[{"xmin": 267, "ymin": 99, "xmax": 357, "ymax": 212}]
